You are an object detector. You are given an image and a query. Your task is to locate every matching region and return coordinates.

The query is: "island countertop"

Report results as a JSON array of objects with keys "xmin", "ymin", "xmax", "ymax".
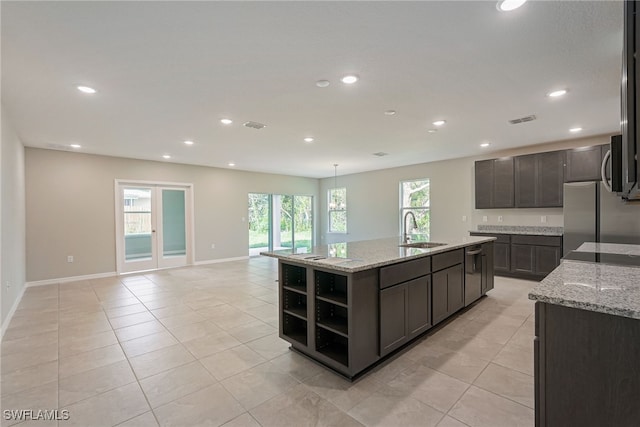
[
  {"xmin": 528, "ymin": 243, "xmax": 640, "ymax": 320},
  {"xmin": 260, "ymin": 235, "xmax": 495, "ymax": 273}
]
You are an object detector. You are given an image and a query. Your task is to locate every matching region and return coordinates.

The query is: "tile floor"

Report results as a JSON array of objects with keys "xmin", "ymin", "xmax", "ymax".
[{"xmin": 1, "ymin": 257, "xmax": 536, "ymax": 427}]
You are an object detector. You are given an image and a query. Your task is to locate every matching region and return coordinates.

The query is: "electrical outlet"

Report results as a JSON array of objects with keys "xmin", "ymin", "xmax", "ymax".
[
  {"xmin": 67, "ymin": 255, "xmax": 74, "ymax": 263},
  {"xmin": 462, "ymin": 215, "xmax": 467, "ymax": 222},
  {"xmin": 541, "ymin": 216, "xmax": 547, "ymax": 223},
  {"xmin": 5, "ymin": 281, "xmax": 10, "ymax": 290},
  {"xmin": 482, "ymin": 216, "xmax": 488, "ymax": 222},
  {"xmin": 211, "ymin": 244, "xmax": 215, "ymax": 249},
  {"xmin": 498, "ymin": 216, "xmax": 503, "ymax": 222}
]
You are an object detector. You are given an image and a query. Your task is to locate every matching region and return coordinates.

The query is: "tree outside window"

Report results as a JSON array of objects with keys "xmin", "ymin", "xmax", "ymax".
[
  {"xmin": 328, "ymin": 187, "xmax": 347, "ymax": 233},
  {"xmin": 400, "ymin": 179, "xmax": 430, "ymax": 239}
]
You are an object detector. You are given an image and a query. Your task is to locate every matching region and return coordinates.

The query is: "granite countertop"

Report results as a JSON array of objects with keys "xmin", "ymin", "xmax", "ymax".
[
  {"xmin": 470, "ymin": 225, "xmax": 563, "ymax": 236},
  {"xmin": 529, "ymin": 242, "xmax": 640, "ymax": 320},
  {"xmin": 261, "ymin": 235, "xmax": 495, "ymax": 273}
]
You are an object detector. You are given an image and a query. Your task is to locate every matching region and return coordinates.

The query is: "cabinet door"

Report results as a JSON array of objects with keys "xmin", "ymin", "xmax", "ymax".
[
  {"xmin": 535, "ymin": 245, "xmax": 561, "ymax": 276},
  {"xmin": 493, "ymin": 157, "xmax": 515, "ymax": 208},
  {"xmin": 515, "ymin": 154, "xmax": 537, "ymax": 207},
  {"xmin": 565, "ymin": 146, "xmax": 603, "ymax": 182},
  {"xmin": 432, "ymin": 270, "xmax": 449, "ymax": 325},
  {"xmin": 494, "ymin": 242, "xmax": 511, "ymax": 272},
  {"xmin": 447, "ymin": 264, "xmax": 464, "ymax": 314},
  {"xmin": 482, "ymin": 242, "xmax": 495, "ymax": 293},
  {"xmin": 407, "ymin": 276, "xmax": 431, "ymax": 338},
  {"xmin": 537, "ymin": 151, "xmax": 565, "ymax": 207},
  {"xmin": 511, "ymin": 244, "xmax": 535, "ymax": 274},
  {"xmin": 379, "ymin": 284, "xmax": 407, "ymax": 356},
  {"xmin": 475, "ymin": 160, "xmax": 494, "ymax": 209}
]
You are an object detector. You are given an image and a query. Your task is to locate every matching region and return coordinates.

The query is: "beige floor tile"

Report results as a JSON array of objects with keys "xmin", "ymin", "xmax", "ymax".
[
  {"xmin": 269, "ymin": 351, "xmax": 325, "ymax": 382},
  {"xmin": 59, "ymin": 360, "xmax": 137, "ymax": 406},
  {"xmin": 368, "ymin": 353, "xmax": 417, "ymax": 383},
  {"xmin": 200, "ymin": 345, "xmax": 267, "ymax": 381},
  {"xmin": 114, "ymin": 320, "xmax": 167, "ymax": 342},
  {"xmin": 163, "ymin": 319, "xmax": 224, "ymax": 343},
  {"xmin": 250, "ymin": 383, "xmax": 362, "ymax": 427},
  {"xmin": 58, "ymin": 317, "xmax": 112, "ymax": 338},
  {"xmin": 205, "ymin": 311, "xmax": 260, "ymax": 331},
  {"xmin": 221, "ymin": 413, "xmax": 261, "ymax": 427},
  {"xmin": 183, "ymin": 296, "xmax": 226, "ymax": 311},
  {"xmin": 8, "ymin": 311, "xmax": 58, "ymax": 330},
  {"xmin": 139, "ymin": 361, "xmax": 216, "ymax": 408},
  {"xmin": 104, "ymin": 303, "xmax": 150, "ymax": 319},
  {"xmin": 109, "ymin": 311, "xmax": 156, "ymax": 329},
  {"xmin": 448, "ymin": 385, "xmax": 534, "ymax": 427},
  {"xmin": 153, "ymin": 384, "xmax": 245, "ymax": 427},
  {"xmin": 183, "ymin": 331, "xmax": 242, "ymax": 359},
  {"xmin": 1, "ymin": 343, "xmax": 58, "ymax": 374},
  {"xmin": 492, "ymin": 342, "xmax": 534, "ymax": 376},
  {"xmin": 62, "ymin": 382, "xmax": 150, "ymax": 427},
  {"xmin": 101, "ymin": 296, "xmax": 142, "ymax": 310},
  {"xmin": 2, "ymin": 320, "xmax": 58, "ymax": 342},
  {"xmin": 1, "ymin": 330, "xmax": 58, "ymax": 356},
  {"xmin": 244, "ymin": 333, "xmax": 290, "ymax": 361},
  {"xmin": 348, "ymin": 386, "xmax": 444, "ymax": 427},
  {"xmin": 221, "ymin": 362, "xmax": 299, "ymax": 410},
  {"xmin": 387, "ymin": 365, "xmax": 470, "ymax": 413},
  {"xmin": 121, "ymin": 330, "xmax": 178, "ymax": 358},
  {"xmin": 59, "ymin": 329, "xmax": 118, "ymax": 358},
  {"xmin": 115, "ymin": 411, "xmax": 159, "ymax": 427},
  {"xmin": 226, "ymin": 320, "xmax": 277, "ymax": 344},
  {"xmin": 129, "ymin": 343, "xmax": 195, "ymax": 379},
  {"xmin": 150, "ymin": 304, "xmax": 195, "ymax": 319},
  {"xmin": 413, "ymin": 343, "xmax": 491, "ymax": 384},
  {"xmin": 0, "ymin": 360, "xmax": 58, "ymax": 397},
  {"xmin": 303, "ymin": 371, "xmax": 384, "ymax": 413},
  {"xmin": 427, "ymin": 329, "xmax": 505, "ymax": 361},
  {"xmin": 1, "ymin": 381, "xmax": 58, "ymax": 427},
  {"xmin": 473, "ymin": 363, "xmax": 534, "ymax": 409},
  {"xmin": 437, "ymin": 416, "xmax": 470, "ymax": 427},
  {"xmin": 59, "ymin": 343, "xmax": 126, "ymax": 378},
  {"xmin": 157, "ymin": 311, "xmax": 207, "ymax": 329}
]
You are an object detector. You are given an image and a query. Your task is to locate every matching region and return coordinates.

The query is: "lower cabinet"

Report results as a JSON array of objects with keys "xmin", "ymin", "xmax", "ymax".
[
  {"xmin": 380, "ymin": 275, "xmax": 431, "ymax": 357},
  {"xmin": 432, "ymin": 263, "xmax": 464, "ymax": 326},
  {"xmin": 481, "ymin": 241, "xmax": 495, "ymax": 294}
]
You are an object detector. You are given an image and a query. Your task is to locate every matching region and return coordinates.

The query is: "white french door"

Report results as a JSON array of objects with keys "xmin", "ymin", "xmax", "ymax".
[{"xmin": 116, "ymin": 181, "xmax": 193, "ymax": 273}]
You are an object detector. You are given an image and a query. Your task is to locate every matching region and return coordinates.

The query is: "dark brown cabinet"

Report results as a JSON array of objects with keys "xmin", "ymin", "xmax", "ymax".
[
  {"xmin": 565, "ymin": 146, "xmax": 604, "ymax": 182},
  {"xmin": 515, "ymin": 151, "xmax": 565, "ymax": 208},
  {"xmin": 432, "ymin": 263, "xmax": 464, "ymax": 325},
  {"xmin": 481, "ymin": 241, "xmax": 495, "ymax": 294},
  {"xmin": 475, "ymin": 158, "xmax": 515, "ymax": 209}
]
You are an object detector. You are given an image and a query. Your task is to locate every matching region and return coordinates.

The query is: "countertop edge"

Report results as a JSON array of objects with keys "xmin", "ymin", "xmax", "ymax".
[{"xmin": 528, "ymin": 292, "xmax": 640, "ymax": 320}]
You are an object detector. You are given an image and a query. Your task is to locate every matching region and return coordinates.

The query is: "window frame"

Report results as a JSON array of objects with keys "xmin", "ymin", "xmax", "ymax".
[
  {"xmin": 399, "ymin": 179, "xmax": 430, "ymax": 239},
  {"xmin": 327, "ymin": 187, "xmax": 347, "ymax": 234}
]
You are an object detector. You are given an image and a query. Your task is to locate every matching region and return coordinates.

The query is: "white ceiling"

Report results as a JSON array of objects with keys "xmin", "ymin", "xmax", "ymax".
[{"xmin": 1, "ymin": 1, "xmax": 623, "ymax": 178}]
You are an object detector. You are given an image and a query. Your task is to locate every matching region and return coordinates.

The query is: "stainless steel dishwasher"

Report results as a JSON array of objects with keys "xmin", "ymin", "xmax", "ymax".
[{"xmin": 464, "ymin": 245, "xmax": 483, "ymax": 306}]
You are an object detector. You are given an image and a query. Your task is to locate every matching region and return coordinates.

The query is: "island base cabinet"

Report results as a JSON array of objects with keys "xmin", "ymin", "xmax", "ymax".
[
  {"xmin": 380, "ymin": 275, "xmax": 431, "ymax": 357},
  {"xmin": 535, "ymin": 302, "xmax": 640, "ymax": 426},
  {"xmin": 432, "ymin": 264, "xmax": 464, "ymax": 326}
]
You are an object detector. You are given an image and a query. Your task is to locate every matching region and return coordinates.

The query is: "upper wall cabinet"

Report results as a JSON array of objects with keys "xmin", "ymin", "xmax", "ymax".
[
  {"xmin": 474, "ymin": 158, "xmax": 515, "ymax": 209},
  {"xmin": 514, "ymin": 151, "xmax": 565, "ymax": 208},
  {"xmin": 565, "ymin": 145, "xmax": 605, "ymax": 182}
]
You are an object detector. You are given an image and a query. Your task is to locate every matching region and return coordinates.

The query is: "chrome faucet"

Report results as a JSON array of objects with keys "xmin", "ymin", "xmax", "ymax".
[{"xmin": 403, "ymin": 211, "xmax": 418, "ymax": 243}]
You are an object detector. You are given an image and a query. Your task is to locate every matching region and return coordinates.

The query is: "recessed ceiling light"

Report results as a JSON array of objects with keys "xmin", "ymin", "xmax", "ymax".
[
  {"xmin": 70, "ymin": 144, "xmax": 81, "ymax": 149},
  {"xmin": 220, "ymin": 118, "xmax": 233, "ymax": 125},
  {"xmin": 316, "ymin": 80, "xmax": 330, "ymax": 88},
  {"xmin": 183, "ymin": 140, "xmax": 194, "ymax": 145},
  {"xmin": 341, "ymin": 75, "xmax": 359, "ymax": 84},
  {"xmin": 480, "ymin": 143, "xmax": 491, "ymax": 148},
  {"xmin": 548, "ymin": 89, "xmax": 568, "ymax": 98},
  {"xmin": 497, "ymin": 0, "xmax": 527, "ymax": 12},
  {"xmin": 569, "ymin": 127, "xmax": 583, "ymax": 133},
  {"xmin": 304, "ymin": 137, "xmax": 314, "ymax": 143},
  {"xmin": 432, "ymin": 120, "xmax": 446, "ymax": 126},
  {"xmin": 77, "ymin": 86, "xmax": 96, "ymax": 94},
  {"xmin": 427, "ymin": 129, "xmax": 438, "ymax": 133},
  {"xmin": 162, "ymin": 154, "xmax": 171, "ymax": 159},
  {"xmin": 228, "ymin": 162, "xmax": 236, "ymax": 167},
  {"xmin": 384, "ymin": 110, "xmax": 396, "ymax": 116}
]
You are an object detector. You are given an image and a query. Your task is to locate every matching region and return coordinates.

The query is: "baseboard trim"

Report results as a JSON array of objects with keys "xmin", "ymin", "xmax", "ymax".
[
  {"xmin": 1, "ymin": 285, "xmax": 26, "ymax": 339},
  {"xmin": 26, "ymin": 271, "xmax": 117, "ymax": 287},
  {"xmin": 193, "ymin": 256, "xmax": 249, "ymax": 265}
]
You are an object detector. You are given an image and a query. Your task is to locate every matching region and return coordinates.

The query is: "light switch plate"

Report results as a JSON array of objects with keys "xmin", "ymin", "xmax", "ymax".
[
  {"xmin": 541, "ymin": 216, "xmax": 547, "ymax": 223},
  {"xmin": 498, "ymin": 216, "xmax": 503, "ymax": 222},
  {"xmin": 482, "ymin": 216, "xmax": 488, "ymax": 222}
]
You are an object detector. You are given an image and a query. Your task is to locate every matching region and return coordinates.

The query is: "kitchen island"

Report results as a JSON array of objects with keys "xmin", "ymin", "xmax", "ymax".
[
  {"xmin": 261, "ymin": 236, "xmax": 495, "ymax": 378},
  {"xmin": 528, "ymin": 243, "xmax": 640, "ymax": 426}
]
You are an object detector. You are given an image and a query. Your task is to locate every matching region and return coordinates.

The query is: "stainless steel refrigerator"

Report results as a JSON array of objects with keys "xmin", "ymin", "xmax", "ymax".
[{"xmin": 563, "ymin": 181, "xmax": 640, "ymax": 256}]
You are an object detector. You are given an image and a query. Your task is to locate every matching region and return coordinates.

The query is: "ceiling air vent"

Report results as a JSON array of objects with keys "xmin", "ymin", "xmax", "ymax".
[
  {"xmin": 373, "ymin": 152, "xmax": 389, "ymax": 157},
  {"xmin": 509, "ymin": 115, "xmax": 537, "ymax": 125},
  {"xmin": 243, "ymin": 121, "xmax": 266, "ymax": 130}
]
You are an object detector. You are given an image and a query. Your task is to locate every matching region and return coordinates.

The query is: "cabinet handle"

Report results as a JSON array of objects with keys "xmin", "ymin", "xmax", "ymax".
[{"xmin": 466, "ymin": 249, "xmax": 482, "ymax": 255}]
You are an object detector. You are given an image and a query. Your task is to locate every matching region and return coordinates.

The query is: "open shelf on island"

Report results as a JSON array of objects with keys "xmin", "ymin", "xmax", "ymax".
[
  {"xmin": 282, "ymin": 263, "xmax": 307, "ymax": 293},
  {"xmin": 283, "ymin": 289, "xmax": 307, "ymax": 319},
  {"xmin": 316, "ymin": 326, "xmax": 349, "ymax": 367},
  {"xmin": 315, "ymin": 271, "xmax": 348, "ymax": 305},
  {"xmin": 283, "ymin": 312, "xmax": 307, "ymax": 346},
  {"xmin": 316, "ymin": 299, "xmax": 348, "ymax": 336}
]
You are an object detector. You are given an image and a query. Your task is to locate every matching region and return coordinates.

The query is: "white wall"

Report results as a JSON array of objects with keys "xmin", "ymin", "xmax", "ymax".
[
  {"xmin": 1, "ymin": 109, "xmax": 27, "ymax": 329},
  {"xmin": 25, "ymin": 148, "xmax": 319, "ymax": 282},
  {"xmin": 319, "ymin": 134, "xmax": 612, "ymax": 244}
]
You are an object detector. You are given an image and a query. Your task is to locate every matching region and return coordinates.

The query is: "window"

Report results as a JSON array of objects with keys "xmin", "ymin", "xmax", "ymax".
[
  {"xmin": 328, "ymin": 187, "xmax": 347, "ymax": 233},
  {"xmin": 400, "ymin": 179, "xmax": 430, "ymax": 239}
]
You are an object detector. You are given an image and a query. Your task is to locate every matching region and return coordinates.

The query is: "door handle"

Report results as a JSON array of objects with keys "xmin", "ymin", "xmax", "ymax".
[{"xmin": 466, "ymin": 249, "xmax": 482, "ymax": 255}]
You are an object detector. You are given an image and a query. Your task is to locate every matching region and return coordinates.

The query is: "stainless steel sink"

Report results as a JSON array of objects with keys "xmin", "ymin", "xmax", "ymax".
[{"xmin": 399, "ymin": 241, "xmax": 447, "ymax": 249}]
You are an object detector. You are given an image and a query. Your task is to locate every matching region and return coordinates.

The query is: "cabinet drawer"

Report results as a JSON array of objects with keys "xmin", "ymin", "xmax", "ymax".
[
  {"xmin": 511, "ymin": 235, "xmax": 562, "ymax": 247},
  {"xmin": 470, "ymin": 232, "xmax": 510, "ymax": 244},
  {"xmin": 379, "ymin": 257, "xmax": 431, "ymax": 289},
  {"xmin": 432, "ymin": 249, "xmax": 464, "ymax": 272}
]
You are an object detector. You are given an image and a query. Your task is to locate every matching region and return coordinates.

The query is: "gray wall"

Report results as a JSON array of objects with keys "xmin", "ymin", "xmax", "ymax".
[
  {"xmin": 318, "ymin": 134, "xmax": 612, "ymax": 244},
  {"xmin": 25, "ymin": 148, "xmax": 319, "ymax": 282},
  {"xmin": 2, "ymin": 109, "xmax": 27, "ymax": 328}
]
